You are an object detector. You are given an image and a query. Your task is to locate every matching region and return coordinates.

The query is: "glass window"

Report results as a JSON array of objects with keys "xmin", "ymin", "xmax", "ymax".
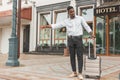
[
  {"xmin": 83, "ymin": 23, "xmax": 93, "ymax": 38},
  {"xmin": 109, "ymin": 15, "xmax": 120, "ymax": 54},
  {"xmin": 39, "ymin": 13, "xmax": 51, "ymax": 46},
  {"xmin": 81, "ymin": 7, "xmax": 93, "ymax": 21},
  {"xmin": 54, "ymin": 11, "xmax": 67, "ymax": 46},
  {"xmin": 96, "ymin": 16, "xmax": 106, "ymax": 54},
  {"xmin": 80, "ymin": 6, "xmax": 93, "ymax": 45}
]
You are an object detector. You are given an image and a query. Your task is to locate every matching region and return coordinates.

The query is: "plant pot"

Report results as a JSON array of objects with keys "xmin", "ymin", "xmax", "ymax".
[{"xmin": 63, "ymin": 47, "xmax": 69, "ymax": 56}]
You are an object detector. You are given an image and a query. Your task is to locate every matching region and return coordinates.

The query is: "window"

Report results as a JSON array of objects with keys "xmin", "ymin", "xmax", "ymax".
[
  {"xmin": 80, "ymin": 6, "xmax": 93, "ymax": 38},
  {"xmin": 109, "ymin": 15, "xmax": 120, "ymax": 54},
  {"xmin": 96, "ymin": 16, "xmax": 106, "ymax": 54},
  {"xmin": 54, "ymin": 10, "xmax": 67, "ymax": 46},
  {"xmin": 80, "ymin": 6, "xmax": 93, "ymax": 22},
  {"xmin": 39, "ymin": 13, "xmax": 51, "ymax": 46},
  {"xmin": 79, "ymin": 6, "xmax": 94, "ymax": 49}
]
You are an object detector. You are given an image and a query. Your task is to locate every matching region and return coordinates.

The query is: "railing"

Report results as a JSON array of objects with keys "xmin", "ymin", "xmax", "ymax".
[
  {"xmin": 99, "ymin": 0, "xmax": 120, "ymax": 5},
  {"xmin": 103, "ymin": 0, "xmax": 120, "ymax": 2}
]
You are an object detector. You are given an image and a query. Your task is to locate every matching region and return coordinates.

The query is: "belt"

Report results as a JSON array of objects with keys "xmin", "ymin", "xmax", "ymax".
[{"xmin": 68, "ymin": 35, "xmax": 82, "ymax": 38}]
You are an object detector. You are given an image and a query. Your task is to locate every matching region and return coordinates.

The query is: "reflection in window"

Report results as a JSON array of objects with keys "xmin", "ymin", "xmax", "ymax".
[
  {"xmin": 83, "ymin": 23, "xmax": 92, "ymax": 38},
  {"xmin": 109, "ymin": 16, "xmax": 120, "ymax": 54},
  {"xmin": 40, "ymin": 13, "xmax": 51, "ymax": 46},
  {"xmin": 80, "ymin": 7, "xmax": 93, "ymax": 45},
  {"xmin": 81, "ymin": 7, "xmax": 93, "ymax": 21},
  {"xmin": 54, "ymin": 11, "xmax": 67, "ymax": 45},
  {"xmin": 96, "ymin": 16, "xmax": 106, "ymax": 54}
]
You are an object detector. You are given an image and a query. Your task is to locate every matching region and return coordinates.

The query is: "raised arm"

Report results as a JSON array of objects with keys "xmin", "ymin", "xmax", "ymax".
[
  {"xmin": 40, "ymin": 21, "xmax": 66, "ymax": 30},
  {"xmin": 40, "ymin": 25, "xmax": 52, "ymax": 29}
]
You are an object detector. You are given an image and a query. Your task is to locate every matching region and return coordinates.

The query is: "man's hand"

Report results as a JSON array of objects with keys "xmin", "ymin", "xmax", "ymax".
[
  {"xmin": 40, "ymin": 25, "xmax": 52, "ymax": 29},
  {"xmin": 40, "ymin": 25, "xmax": 46, "ymax": 29},
  {"xmin": 89, "ymin": 31, "xmax": 95, "ymax": 39},
  {"xmin": 91, "ymin": 34, "xmax": 95, "ymax": 39}
]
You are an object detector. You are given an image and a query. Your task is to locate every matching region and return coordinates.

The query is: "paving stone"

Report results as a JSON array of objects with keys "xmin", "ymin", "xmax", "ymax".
[{"xmin": 0, "ymin": 54, "xmax": 120, "ymax": 80}]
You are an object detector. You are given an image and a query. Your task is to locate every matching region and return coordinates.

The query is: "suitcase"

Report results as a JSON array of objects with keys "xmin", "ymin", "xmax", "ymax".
[{"xmin": 84, "ymin": 38, "xmax": 101, "ymax": 79}]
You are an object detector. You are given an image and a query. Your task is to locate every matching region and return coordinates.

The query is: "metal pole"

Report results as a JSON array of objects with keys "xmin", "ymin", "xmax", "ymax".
[
  {"xmin": 6, "ymin": 0, "xmax": 20, "ymax": 66},
  {"xmin": 17, "ymin": 0, "xmax": 21, "ymax": 59}
]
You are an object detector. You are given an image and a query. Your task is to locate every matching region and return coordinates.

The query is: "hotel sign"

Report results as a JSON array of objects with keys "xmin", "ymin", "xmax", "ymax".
[{"xmin": 94, "ymin": 5, "xmax": 120, "ymax": 16}]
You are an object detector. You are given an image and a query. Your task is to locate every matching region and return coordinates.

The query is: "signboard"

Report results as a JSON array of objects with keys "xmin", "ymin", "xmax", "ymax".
[{"xmin": 94, "ymin": 5, "xmax": 120, "ymax": 16}]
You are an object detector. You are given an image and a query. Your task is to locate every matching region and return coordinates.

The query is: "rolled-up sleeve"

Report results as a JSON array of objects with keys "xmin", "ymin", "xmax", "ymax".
[
  {"xmin": 81, "ymin": 17, "xmax": 92, "ymax": 33},
  {"xmin": 51, "ymin": 21, "xmax": 66, "ymax": 29}
]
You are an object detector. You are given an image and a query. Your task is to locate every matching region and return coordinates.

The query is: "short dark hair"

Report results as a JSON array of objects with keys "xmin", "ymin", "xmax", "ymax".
[{"xmin": 67, "ymin": 6, "xmax": 74, "ymax": 11}]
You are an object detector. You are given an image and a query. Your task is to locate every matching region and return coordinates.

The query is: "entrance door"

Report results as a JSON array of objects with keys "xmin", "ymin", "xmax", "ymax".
[
  {"xmin": 109, "ymin": 15, "xmax": 120, "ymax": 54},
  {"xmin": 23, "ymin": 25, "xmax": 30, "ymax": 52},
  {"xmin": 96, "ymin": 16, "xmax": 106, "ymax": 54}
]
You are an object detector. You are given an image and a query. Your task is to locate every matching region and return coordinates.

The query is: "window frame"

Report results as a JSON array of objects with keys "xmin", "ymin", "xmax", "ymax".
[
  {"xmin": 53, "ymin": 9, "xmax": 67, "ymax": 45},
  {"xmin": 38, "ymin": 11, "xmax": 51, "ymax": 46}
]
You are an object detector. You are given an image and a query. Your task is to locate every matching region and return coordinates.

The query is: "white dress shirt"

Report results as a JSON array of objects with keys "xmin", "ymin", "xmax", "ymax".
[{"xmin": 51, "ymin": 15, "xmax": 92, "ymax": 36}]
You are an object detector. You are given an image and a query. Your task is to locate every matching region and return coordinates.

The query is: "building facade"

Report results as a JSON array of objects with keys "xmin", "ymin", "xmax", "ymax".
[
  {"xmin": 94, "ymin": 0, "xmax": 120, "ymax": 55},
  {"xmin": 35, "ymin": 0, "xmax": 96, "ymax": 54},
  {"xmin": 0, "ymin": 0, "xmax": 119, "ymax": 56},
  {"xmin": 0, "ymin": 0, "xmax": 34, "ymax": 54}
]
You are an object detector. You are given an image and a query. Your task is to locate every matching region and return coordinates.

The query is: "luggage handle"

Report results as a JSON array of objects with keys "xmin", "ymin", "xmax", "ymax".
[{"xmin": 88, "ymin": 37, "xmax": 96, "ymax": 59}]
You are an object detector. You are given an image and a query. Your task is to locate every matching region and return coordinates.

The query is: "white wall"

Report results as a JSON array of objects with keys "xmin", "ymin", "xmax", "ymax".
[
  {"xmin": 29, "ymin": 5, "xmax": 36, "ymax": 52},
  {"xmin": 0, "ymin": 0, "xmax": 12, "ymax": 11},
  {"xmin": 1, "ymin": 26, "xmax": 11, "ymax": 54},
  {"xmin": 0, "ymin": 25, "xmax": 26, "ymax": 54},
  {"xmin": 20, "ymin": 25, "xmax": 24, "ymax": 53}
]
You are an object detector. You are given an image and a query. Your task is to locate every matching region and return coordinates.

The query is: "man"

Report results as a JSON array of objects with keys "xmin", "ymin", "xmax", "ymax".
[{"xmin": 41, "ymin": 6, "xmax": 95, "ymax": 80}]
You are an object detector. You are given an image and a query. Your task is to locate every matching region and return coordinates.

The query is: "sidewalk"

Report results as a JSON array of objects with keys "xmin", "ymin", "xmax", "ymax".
[{"xmin": 0, "ymin": 53, "xmax": 120, "ymax": 80}]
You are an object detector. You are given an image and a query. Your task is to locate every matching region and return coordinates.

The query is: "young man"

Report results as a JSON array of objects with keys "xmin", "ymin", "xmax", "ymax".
[{"xmin": 41, "ymin": 6, "xmax": 95, "ymax": 80}]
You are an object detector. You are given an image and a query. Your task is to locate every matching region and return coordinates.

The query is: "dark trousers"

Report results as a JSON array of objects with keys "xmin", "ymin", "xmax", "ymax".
[{"xmin": 68, "ymin": 36, "xmax": 83, "ymax": 73}]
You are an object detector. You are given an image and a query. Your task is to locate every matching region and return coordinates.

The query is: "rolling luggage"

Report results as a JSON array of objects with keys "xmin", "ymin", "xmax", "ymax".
[{"xmin": 84, "ymin": 38, "xmax": 101, "ymax": 79}]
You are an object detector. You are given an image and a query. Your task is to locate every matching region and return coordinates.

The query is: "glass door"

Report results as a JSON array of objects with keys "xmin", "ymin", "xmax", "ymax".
[
  {"xmin": 96, "ymin": 16, "xmax": 106, "ymax": 54},
  {"xmin": 109, "ymin": 15, "xmax": 120, "ymax": 54}
]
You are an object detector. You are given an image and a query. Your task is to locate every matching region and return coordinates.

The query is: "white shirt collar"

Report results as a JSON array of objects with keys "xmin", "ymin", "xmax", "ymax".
[{"xmin": 68, "ymin": 15, "xmax": 78, "ymax": 20}]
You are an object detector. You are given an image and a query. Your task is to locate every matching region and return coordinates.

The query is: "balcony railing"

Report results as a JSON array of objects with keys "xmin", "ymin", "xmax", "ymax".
[
  {"xmin": 103, "ymin": 0, "xmax": 120, "ymax": 2},
  {"xmin": 99, "ymin": 0, "xmax": 120, "ymax": 5}
]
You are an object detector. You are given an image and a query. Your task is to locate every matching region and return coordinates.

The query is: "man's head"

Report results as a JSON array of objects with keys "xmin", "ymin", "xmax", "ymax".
[{"xmin": 67, "ymin": 6, "xmax": 75, "ymax": 19}]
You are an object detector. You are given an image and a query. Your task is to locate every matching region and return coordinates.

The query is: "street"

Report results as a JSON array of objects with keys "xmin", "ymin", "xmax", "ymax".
[{"xmin": 0, "ymin": 53, "xmax": 120, "ymax": 80}]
